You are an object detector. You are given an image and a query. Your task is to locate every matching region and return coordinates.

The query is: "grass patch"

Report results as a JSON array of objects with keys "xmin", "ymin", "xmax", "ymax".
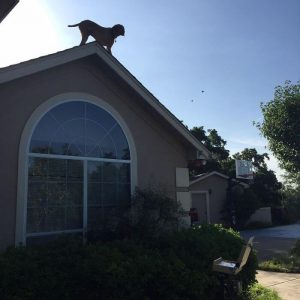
[
  {"xmin": 258, "ymin": 240, "xmax": 300, "ymax": 273},
  {"xmin": 243, "ymin": 283, "xmax": 282, "ymax": 300},
  {"xmin": 259, "ymin": 256, "xmax": 300, "ymax": 273}
]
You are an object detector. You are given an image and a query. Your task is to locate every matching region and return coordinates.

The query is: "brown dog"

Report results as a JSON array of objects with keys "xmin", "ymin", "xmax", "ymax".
[{"xmin": 68, "ymin": 20, "xmax": 125, "ymax": 54}]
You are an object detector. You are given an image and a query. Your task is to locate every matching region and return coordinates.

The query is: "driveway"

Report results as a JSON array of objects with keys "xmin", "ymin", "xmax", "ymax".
[
  {"xmin": 240, "ymin": 224, "xmax": 300, "ymax": 261},
  {"xmin": 257, "ymin": 270, "xmax": 300, "ymax": 300},
  {"xmin": 240, "ymin": 224, "xmax": 300, "ymax": 300}
]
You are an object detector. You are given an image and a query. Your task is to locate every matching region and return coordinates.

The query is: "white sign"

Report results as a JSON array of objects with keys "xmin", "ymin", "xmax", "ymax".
[{"xmin": 235, "ymin": 160, "xmax": 253, "ymax": 180}]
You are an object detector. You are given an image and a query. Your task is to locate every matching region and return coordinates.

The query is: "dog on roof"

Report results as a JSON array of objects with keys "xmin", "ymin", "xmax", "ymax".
[{"xmin": 68, "ymin": 20, "xmax": 125, "ymax": 55}]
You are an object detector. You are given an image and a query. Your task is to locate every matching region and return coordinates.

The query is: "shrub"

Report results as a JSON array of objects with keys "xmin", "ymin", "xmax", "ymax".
[
  {"xmin": 291, "ymin": 239, "xmax": 300, "ymax": 257},
  {"xmin": 0, "ymin": 225, "xmax": 257, "ymax": 299},
  {"xmin": 0, "ymin": 236, "xmax": 84, "ymax": 300},
  {"xmin": 157, "ymin": 224, "xmax": 257, "ymax": 297},
  {"xmin": 244, "ymin": 283, "xmax": 282, "ymax": 300},
  {"xmin": 129, "ymin": 187, "xmax": 185, "ymax": 241}
]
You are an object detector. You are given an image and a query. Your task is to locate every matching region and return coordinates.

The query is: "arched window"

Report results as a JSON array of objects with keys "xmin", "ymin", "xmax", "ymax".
[{"xmin": 25, "ymin": 101, "xmax": 132, "ymax": 244}]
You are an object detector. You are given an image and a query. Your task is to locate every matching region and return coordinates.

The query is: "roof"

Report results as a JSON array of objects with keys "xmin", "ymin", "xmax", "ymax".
[
  {"xmin": 190, "ymin": 171, "xmax": 249, "ymax": 187},
  {"xmin": 0, "ymin": 42, "xmax": 210, "ymax": 157},
  {"xmin": 0, "ymin": 0, "xmax": 19, "ymax": 23}
]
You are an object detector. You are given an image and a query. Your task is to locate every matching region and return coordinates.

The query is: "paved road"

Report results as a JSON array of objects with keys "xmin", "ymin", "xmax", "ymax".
[
  {"xmin": 240, "ymin": 224, "xmax": 300, "ymax": 300},
  {"xmin": 240, "ymin": 224, "xmax": 300, "ymax": 261}
]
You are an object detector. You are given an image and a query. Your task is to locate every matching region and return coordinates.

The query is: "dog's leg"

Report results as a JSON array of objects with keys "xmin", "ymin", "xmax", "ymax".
[{"xmin": 79, "ymin": 32, "xmax": 89, "ymax": 45}]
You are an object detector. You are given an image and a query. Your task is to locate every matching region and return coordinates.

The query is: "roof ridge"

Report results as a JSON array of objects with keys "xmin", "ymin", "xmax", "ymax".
[{"xmin": 0, "ymin": 42, "xmax": 99, "ymax": 73}]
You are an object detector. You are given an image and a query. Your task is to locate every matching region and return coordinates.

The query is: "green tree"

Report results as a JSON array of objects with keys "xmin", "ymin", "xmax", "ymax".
[
  {"xmin": 233, "ymin": 148, "xmax": 282, "ymax": 207},
  {"xmin": 282, "ymin": 185, "xmax": 300, "ymax": 223},
  {"xmin": 257, "ymin": 80, "xmax": 300, "ymax": 175},
  {"xmin": 190, "ymin": 127, "xmax": 229, "ymax": 161},
  {"xmin": 233, "ymin": 148, "xmax": 269, "ymax": 170},
  {"xmin": 189, "ymin": 126, "xmax": 229, "ymax": 175}
]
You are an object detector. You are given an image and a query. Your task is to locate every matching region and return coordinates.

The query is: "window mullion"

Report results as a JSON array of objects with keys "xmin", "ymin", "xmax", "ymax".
[{"xmin": 83, "ymin": 160, "xmax": 88, "ymax": 243}]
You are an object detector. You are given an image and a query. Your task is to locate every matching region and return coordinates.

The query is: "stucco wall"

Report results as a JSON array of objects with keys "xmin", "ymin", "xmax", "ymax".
[
  {"xmin": 190, "ymin": 176, "xmax": 228, "ymax": 224},
  {"xmin": 0, "ymin": 57, "xmax": 189, "ymax": 249}
]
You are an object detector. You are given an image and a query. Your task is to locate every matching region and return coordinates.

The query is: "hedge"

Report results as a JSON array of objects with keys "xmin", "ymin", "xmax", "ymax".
[{"xmin": 0, "ymin": 224, "xmax": 257, "ymax": 299}]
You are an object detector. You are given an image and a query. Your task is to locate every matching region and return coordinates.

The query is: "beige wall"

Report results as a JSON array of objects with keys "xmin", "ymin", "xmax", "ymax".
[
  {"xmin": 0, "ymin": 57, "xmax": 190, "ymax": 249},
  {"xmin": 190, "ymin": 176, "xmax": 228, "ymax": 224}
]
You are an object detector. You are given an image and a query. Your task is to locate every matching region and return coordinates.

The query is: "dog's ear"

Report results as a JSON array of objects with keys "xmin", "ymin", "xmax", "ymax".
[{"xmin": 112, "ymin": 24, "xmax": 125, "ymax": 37}]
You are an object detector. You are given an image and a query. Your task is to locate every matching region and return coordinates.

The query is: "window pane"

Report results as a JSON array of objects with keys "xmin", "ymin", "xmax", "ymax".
[
  {"xmin": 27, "ymin": 101, "xmax": 132, "ymax": 241},
  {"xmin": 102, "ymin": 183, "xmax": 117, "ymax": 206},
  {"xmin": 66, "ymin": 207, "xmax": 83, "ymax": 229},
  {"xmin": 68, "ymin": 183, "xmax": 83, "ymax": 206},
  {"xmin": 27, "ymin": 158, "xmax": 83, "ymax": 234},
  {"xmin": 50, "ymin": 102, "xmax": 84, "ymax": 124},
  {"xmin": 118, "ymin": 184, "xmax": 131, "ymax": 207},
  {"xmin": 27, "ymin": 182, "xmax": 47, "ymax": 207},
  {"xmin": 87, "ymin": 207, "xmax": 103, "ymax": 230},
  {"xmin": 86, "ymin": 102, "xmax": 116, "ymax": 130},
  {"xmin": 117, "ymin": 164, "xmax": 130, "ymax": 183},
  {"xmin": 88, "ymin": 183, "xmax": 102, "ymax": 206},
  {"xmin": 102, "ymin": 163, "xmax": 117, "ymax": 183},
  {"xmin": 84, "ymin": 121, "xmax": 116, "ymax": 158},
  {"xmin": 110, "ymin": 125, "xmax": 131, "ymax": 160},
  {"xmin": 48, "ymin": 159, "xmax": 66, "ymax": 181},
  {"xmin": 30, "ymin": 114, "xmax": 56, "ymax": 154},
  {"xmin": 67, "ymin": 160, "xmax": 84, "ymax": 181},
  {"xmin": 28, "ymin": 157, "xmax": 48, "ymax": 180},
  {"xmin": 29, "ymin": 101, "xmax": 130, "ymax": 160}
]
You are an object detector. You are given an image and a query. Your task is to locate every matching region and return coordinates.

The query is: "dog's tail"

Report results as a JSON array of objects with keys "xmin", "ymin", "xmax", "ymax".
[{"xmin": 68, "ymin": 23, "xmax": 81, "ymax": 27}]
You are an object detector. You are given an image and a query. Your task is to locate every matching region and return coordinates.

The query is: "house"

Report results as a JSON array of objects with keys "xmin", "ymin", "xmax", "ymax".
[
  {"xmin": 189, "ymin": 171, "xmax": 248, "ymax": 224},
  {"xmin": 0, "ymin": 42, "xmax": 210, "ymax": 249}
]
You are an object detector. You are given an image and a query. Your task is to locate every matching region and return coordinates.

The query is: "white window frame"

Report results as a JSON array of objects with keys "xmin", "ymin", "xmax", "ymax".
[{"xmin": 16, "ymin": 93, "xmax": 137, "ymax": 246}]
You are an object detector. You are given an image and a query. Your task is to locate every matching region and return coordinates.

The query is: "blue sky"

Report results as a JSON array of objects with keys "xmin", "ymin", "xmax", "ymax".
[{"xmin": 1, "ymin": 0, "xmax": 299, "ymax": 180}]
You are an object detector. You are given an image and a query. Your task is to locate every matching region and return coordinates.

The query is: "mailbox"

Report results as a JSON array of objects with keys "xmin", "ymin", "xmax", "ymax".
[
  {"xmin": 212, "ymin": 237, "xmax": 254, "ymax": 299},
  {"xmin": 213, "ymin": 236, "xmax": 254, "ymax": 275}
]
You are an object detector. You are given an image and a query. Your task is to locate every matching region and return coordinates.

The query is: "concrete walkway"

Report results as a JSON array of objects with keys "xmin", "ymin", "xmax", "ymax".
[
  {"xmin": 240, "ymin": 224, "xmax": 300, "ymax": 300},
  {"xmin": 257, "ymin": 270, "xmax": 300, "ymax": 300}
]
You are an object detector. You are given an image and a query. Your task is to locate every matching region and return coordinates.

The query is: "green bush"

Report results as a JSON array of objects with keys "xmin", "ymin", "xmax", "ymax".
[
  {"xmin": 291, "ymin": 239, "xmax": 300, "ymax": 257},
  {"xmin": 0, "ymin": 225, "xmax": 257, "ymax": 299},
  {"xmin": 158, "ymin": 224, "xmax": 257, "ymax": 295},
  {"xmin": 244, "ymin": 283, "xmax": 282, "ymax": 300},
  {"xmin": 129, "ymin": 187, "xmax": 185, "ymax": 241},
  {"xmin": 0, "ymin": 236, "xmax": 84, "ymax": 300}
]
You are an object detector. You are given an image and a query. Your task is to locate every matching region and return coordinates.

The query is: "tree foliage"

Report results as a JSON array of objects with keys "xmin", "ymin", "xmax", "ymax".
[
  {"xmin": 189, "ymin": 126, "xmax": 229, "ymax": 175},
  {"xmin": 190, "ymin": 126, "xmax": 229, "ymax": 162},
  {"xmin": 233, "ymin": 148, "xmax": 269, "ymax": 171},
  {"xmin": 189, "ymin": 125, "xmax": 283, "ymax": 208},
  {"xmin": 233, "ymin": 148, "xmax": 282, "ymax": 207},
  {"xmin": 257, "ymin": 80, "xmax": 300, "ymax": 174}
]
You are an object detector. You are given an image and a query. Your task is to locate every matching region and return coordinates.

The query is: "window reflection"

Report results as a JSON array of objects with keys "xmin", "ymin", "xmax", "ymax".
[
  {"xmin": 30, "ymin": 102, "xmax": 130, "ymax": 160},
  {"xmin": 27, "ymin": 101, "xmax": 132, "ymax": 240},
  {"xmin": 27, "ymin": 158, "xmax": 84, "ymax": 233}
]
